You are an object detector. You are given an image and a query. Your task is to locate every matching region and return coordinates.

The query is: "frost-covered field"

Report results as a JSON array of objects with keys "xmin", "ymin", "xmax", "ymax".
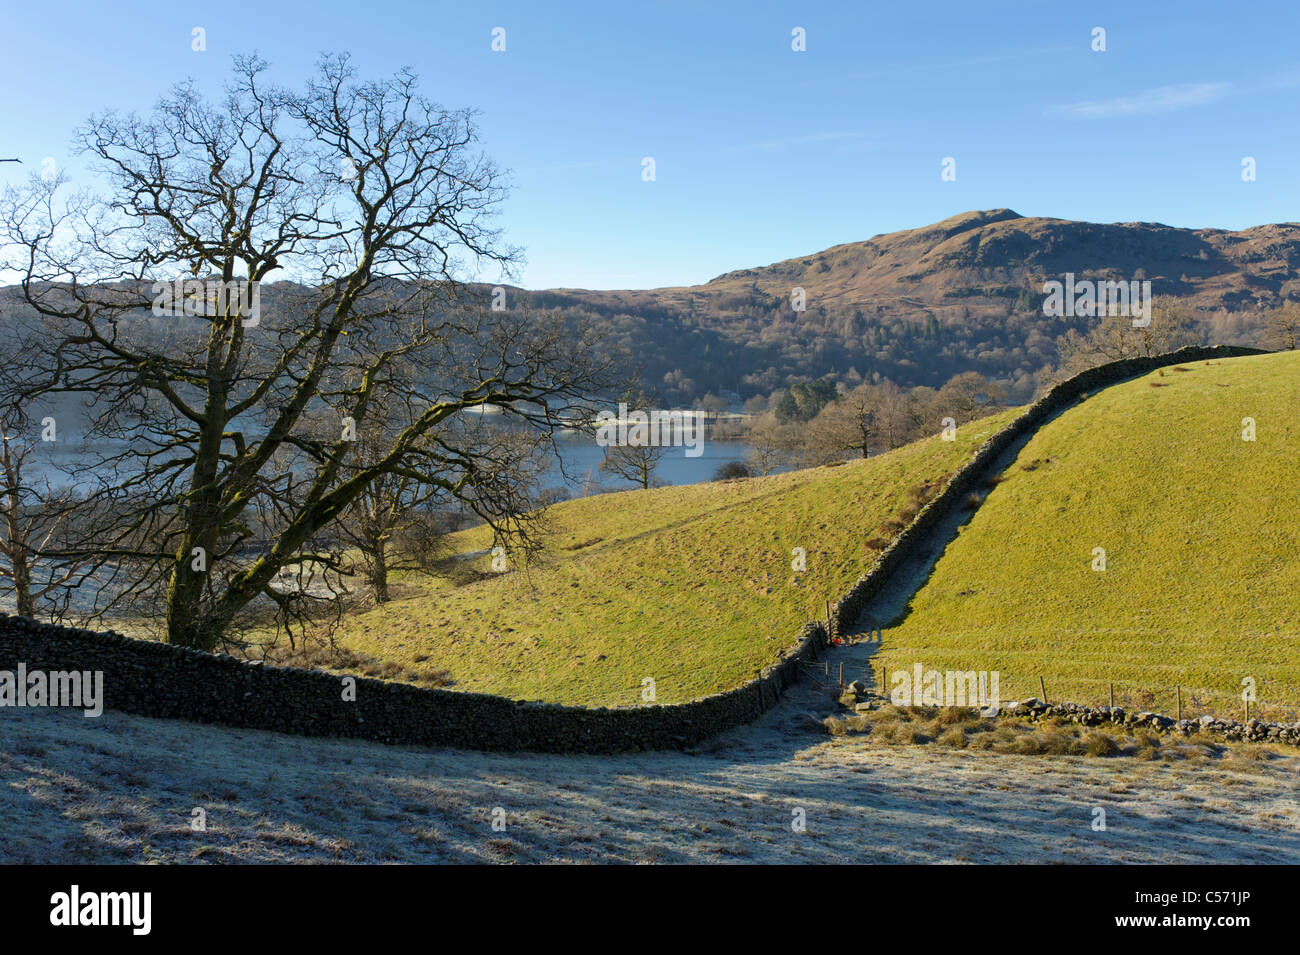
[{"xmin": 2, "ymin": 704, "xmax": 1296, "ymax": 864}]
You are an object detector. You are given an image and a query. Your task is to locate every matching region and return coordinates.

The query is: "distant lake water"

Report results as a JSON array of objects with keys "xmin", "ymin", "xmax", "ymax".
[
  {"xmin": 3, "ymin": 432, "xmax": 777, "ymax": 616},
  {"xmin": 545, "ymin": 434, "xmax": 779, "ymax": 492},
  {"xmin": 22, "ymin": 434, "xmax": 780, "ymax": 496}
]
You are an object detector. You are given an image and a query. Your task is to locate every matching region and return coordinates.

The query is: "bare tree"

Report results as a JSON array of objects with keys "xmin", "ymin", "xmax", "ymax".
[
  {"xmin": 0, "ymin": 54, "xmax": 614, "ymax": 650},
  {"xmin": 806, "ymin": 384, "xmax": 876, "ymax": 460},
  {"xmin": 744, "ymin": 412, "xmax": 800, "ymax": 475},
  {"xmin": 599, "ymin": 440, "xmax": 665, "ymax": 490},
  {"xmin": 936, "ymin": 372, "xmax": 1006, "ymax": 424},
  {"xmin": 1264, "ymin": 301, "xmax": 1300, "ymax": 350},
  {"xmin": 1057, "ymin": 296, "xmax": 1200, "ymax": 374},
  {"xmin": 332, "ymin": 426, "xmax": 441, "ymax": 605},
  {"xmin": 0, "ymin": 410, "xmax": 84, "ymax": 618},
  {"xmin": 875, "ymin": 381, "xmax": 918, "ymax": 448},
  {"xmin": 598, "ymin": 387, "xmax": 666, "ymax": 490},
  {"xmin": 334, "ymin": 416, "xmax": 547, "ymax": 603}
]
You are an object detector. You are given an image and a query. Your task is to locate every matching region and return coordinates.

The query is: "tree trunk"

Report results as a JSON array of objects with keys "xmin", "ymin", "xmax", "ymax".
[
  {"xmin": 372, "ymin": 538, "xmax": 389, "ymax": 603},
  {"xmin": 164, "ymin": 530, "xmax": 220, "ymax": 649},
  {"xmin": 12, "ymin": 549, "xmax": 34, "ymax": 618}
]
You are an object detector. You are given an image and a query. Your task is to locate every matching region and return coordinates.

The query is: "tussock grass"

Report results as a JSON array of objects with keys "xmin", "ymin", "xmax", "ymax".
[{"xmin": 828, "ymin": 705, "xmax": 1286, "ymax": 763}]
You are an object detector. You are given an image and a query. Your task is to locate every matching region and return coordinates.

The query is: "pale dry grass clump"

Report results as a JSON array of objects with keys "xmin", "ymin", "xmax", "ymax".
[{"xmin": 826, "ymin": 705, "xmax": 1292, "ymax": 765}]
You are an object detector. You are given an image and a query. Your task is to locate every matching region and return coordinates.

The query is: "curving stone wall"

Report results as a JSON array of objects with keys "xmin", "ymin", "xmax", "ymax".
[
  {"xmin": 0, "ymin": 613, "xmax": 827, "ymax": 754},
  {"xmin": 828, "ymin": 344, "xmax": 1266, "ymax": 638},
  {"xmin": 0, "ymin": 344, "xmax": 1267, "ymax": 753}
]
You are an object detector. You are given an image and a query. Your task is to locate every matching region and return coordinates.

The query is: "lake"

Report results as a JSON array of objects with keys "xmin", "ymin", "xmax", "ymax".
[
  {"xmin": 544, "ymin": 434, "xmax": 774, "ymax": 492},
  {"xmin": 19, "ymin": 433, "xmax": 776, "ymax": 497}
]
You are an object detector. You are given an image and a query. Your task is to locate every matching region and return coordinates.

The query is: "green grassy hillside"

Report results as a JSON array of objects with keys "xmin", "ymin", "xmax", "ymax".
[
  {"xmin": 877, "ymin": 351, "xmax": 1300, "ymax": 719},
  {"xmin": 302, "ymin": 410, "xmax": 1018, "ymax": 706}
]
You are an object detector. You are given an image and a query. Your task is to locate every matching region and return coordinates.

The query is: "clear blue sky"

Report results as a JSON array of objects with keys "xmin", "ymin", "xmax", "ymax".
[{"xmin": 2, "ymin": 0, "xmax": 1297, "ymax": 289}]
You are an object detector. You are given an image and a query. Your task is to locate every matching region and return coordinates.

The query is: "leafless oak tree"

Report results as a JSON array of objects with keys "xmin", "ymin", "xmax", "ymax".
[{"xmin": 0, "ymin": 54, "xmax": 614, "ymax": 650}]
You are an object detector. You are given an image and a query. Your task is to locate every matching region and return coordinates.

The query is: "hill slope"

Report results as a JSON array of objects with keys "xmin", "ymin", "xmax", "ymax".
[
  {"xmin": 519, "ymin": 210, "xmax": 1297, "ymax": 400},
  {"xmin": 698, "ymin": 208, "xmax": 1300, "ymax": 314},
  {"xmin": 875, "ymin": 350, "xmax": 1300, "ymax": 718},
  {"xmin": 5, "ymin": 210, "xmax": 1291, "ymax": 403},
  {"xmin": 292, "ymin": 409, "xmax": 1018, "ymax": 706}
]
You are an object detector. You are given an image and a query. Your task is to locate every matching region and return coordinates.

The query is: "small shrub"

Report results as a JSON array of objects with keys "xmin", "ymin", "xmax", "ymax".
[{"xmin": 712, "ymin": 460, "xmax": 752, "ymax": 481}]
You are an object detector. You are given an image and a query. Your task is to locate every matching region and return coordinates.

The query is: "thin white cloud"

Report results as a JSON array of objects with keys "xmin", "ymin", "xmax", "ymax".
[{"xmin": 1053, "ymin": 82, "xmax": 1231, "ymax": 119}]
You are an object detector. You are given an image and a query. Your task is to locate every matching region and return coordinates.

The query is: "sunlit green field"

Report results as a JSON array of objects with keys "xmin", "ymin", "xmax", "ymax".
[
  {"xmin": 876, "ymin": 351, "xmax": 1300, "ymax": 720},
  {"xmin": 306, "ymin": 411, "xmax": 1018, "ymax": 705}
]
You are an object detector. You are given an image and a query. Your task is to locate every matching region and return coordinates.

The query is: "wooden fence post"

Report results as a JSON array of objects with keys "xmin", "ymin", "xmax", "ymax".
[
  {"xmin": 1176, "ymin": 685, "xmax": 1182, "ymax": 721},
  {"xmin": 1039, "ymin": 676, "xmax": 1047, "ymax": 704},
  {"xmin": 1109, "ymin": 683, "xmax": 1114, "ymax": 709}
]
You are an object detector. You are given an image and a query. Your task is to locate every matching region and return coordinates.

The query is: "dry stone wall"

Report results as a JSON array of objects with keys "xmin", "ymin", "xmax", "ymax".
[
  {"xmin": 0, "ymin": 613, "xmax": 827, "ymax": 753},
  {"xmin": 0, "ymin": 344, "xmax": 1267, "ymax": 752}
]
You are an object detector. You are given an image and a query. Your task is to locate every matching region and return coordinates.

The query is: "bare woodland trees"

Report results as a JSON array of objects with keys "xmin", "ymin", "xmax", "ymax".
[
  {"xmin": 744, "ymin": 414, "xmax": 799, "ymax": 475},
  {"xmin": 0, "ymin": 54, "xmax": 612, "ymax": 649},
  {"xmin": 806, "ymin": 385, "xmax": 876, "ymax": 460},
  {"xmin": 1263, "ymin": 301, "xmax": 1300, "ymax": 350},
  {"xmin": 771, "ymin": 372, "xmax": 1006, "ymax": 468},
  {"xmin": 333, "ymin": 415, "xmax": 547, "ymax": 603},
  {"xmin": 1056, "ymin": 296, "xmax": 1200, "ymax": 375}
]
